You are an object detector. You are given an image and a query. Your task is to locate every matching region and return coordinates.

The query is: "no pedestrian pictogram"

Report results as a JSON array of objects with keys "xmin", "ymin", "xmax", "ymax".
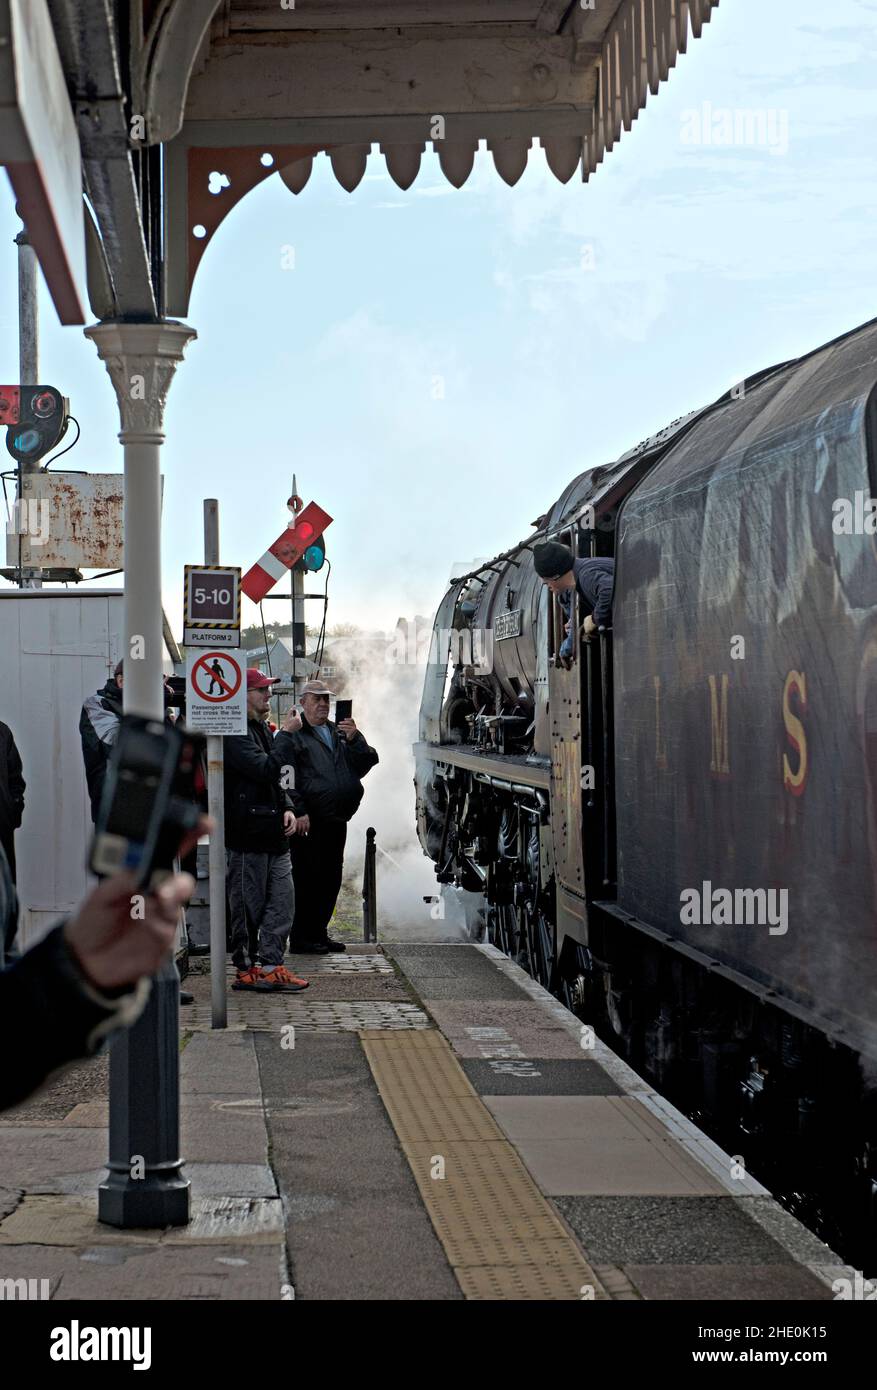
[
  {"xmin": 186, "ymin": 648, "xmax": 247, "ymax": 735},
  {"xmin": 191, "ymin": 652, "xmax": 242, "ymax": 703}
]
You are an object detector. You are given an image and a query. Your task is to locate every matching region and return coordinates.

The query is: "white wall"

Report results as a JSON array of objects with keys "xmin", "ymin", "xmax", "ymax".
[{"xmin": 0, "ymin": 590, "xmax": 124, "ymax": 950}]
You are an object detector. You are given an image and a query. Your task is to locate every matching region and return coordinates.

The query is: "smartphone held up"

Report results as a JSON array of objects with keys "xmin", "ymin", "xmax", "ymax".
[{"xmin": 89, "ymin": 715, "xmax": 205, "ymax": 892}]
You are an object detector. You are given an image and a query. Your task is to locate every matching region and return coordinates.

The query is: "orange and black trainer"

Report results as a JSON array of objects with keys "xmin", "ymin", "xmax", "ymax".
[
  {"xmin": 257, "ymin": 965, "xmax": 309, "ymax": 993},
  {"xmin": 232, "ymin": 966, "xmax": 275, "ymax": 992}
]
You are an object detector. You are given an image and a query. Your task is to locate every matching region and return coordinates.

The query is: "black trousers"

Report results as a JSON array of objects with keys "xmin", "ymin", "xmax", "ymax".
[{"xmin": 289, "ymin": 820, "xmax": 347, "ymax": 944}]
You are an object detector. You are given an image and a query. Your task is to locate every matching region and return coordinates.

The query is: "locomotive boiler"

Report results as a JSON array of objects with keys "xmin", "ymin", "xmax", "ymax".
[{"xmin": 415, "ymin": 317, "xmax": 877, "ymax": 1266}]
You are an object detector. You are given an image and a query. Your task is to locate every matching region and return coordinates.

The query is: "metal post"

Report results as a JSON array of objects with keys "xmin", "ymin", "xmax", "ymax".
[
  {"xmin": 17, "ymin": 228, "xmax": 38, "ymax": 381},
  {"xmin": 362, "ymin": 826, "xmax": 377, "ymax": 942},
  {"xmin": 290, "ymin": 476, "xmax": 305, "ymax": 700},
  {"xmin": 204, "ymin": 499, "xmax": 228, "ymax": 1030},
  {"xmin": 15, "ymin": 223, "xmax": 41, "ymax": 589},
  {"xmin": 292, "ymin": 564, "xmax": 305, "ymax": 695},
  {"xmin": 86, "ymin": 320, "xmax": 195, "ymax": 1228}
]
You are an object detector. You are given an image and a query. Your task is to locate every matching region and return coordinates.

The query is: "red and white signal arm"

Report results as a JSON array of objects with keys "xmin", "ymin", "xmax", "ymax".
[{"xmin": 242, "ymin": 501, "xmax": 333, "ymax": 603}]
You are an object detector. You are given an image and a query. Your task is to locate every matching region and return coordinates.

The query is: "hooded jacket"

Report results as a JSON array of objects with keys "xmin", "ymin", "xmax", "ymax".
[
  {"xmin": 560, "ymin": 556, "xmax": 615, "ymax": 629},
  {"xmin": 79, "ymin": 678, "xmax": 123, "ymax": 822},
  {"xmin": 284, "ymin": 718, "xmax": 378, "ymax": 825}
]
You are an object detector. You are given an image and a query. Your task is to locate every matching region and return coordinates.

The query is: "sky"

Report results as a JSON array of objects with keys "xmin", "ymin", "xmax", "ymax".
[{"xmin": 3, "ymin": 0, "xmax": 877, "ymax": 643}]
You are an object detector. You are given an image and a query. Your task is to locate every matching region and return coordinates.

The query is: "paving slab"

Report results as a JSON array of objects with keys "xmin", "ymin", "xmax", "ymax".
[
  {"xmin": 180, "ymin": 1098, "xmax": 269, "ymax": 1165},
  {"xmin": 424, "ymin": 1001, "xmax": 584, "ymax": 1059},
  {"xmin": 255, "ymin": 1031, "xmax": 460, "ymax": 1300},
  {"xmin": 0, "ymin": 1241, "xmax": 282, "ymax": 1300},
  {"xmin": 0, "ymin": 1193, "xmax": 284, "ymax": 1247},
  {"xmin": 388, "ymin": 944, "xmax": 528, "ymax": 1000},
  {"xmin": 462, "ymin": 1058, "xmax": 623, "ymax": 1097},
  {"xmin": 179, "ymin": 1030, "xmax": 261, "ymax": 1096},
  {"xmin": 553, "ymin": 1196, "xmax": 798, "ymax": 1265},
  {"xmin": 624, "ymin": 1263, "xmax": 833, "ymax": 1301},
  {"xmin": 0, "ymin": 1126, "xmax": 107, "ymax": 1190},
  {"xmin": 185, "ymin": 1163, "xmax": 276, "ymax": 1199}
]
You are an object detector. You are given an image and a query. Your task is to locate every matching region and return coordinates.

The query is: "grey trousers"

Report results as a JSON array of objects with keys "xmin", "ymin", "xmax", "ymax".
[{"xmin": 226, "ymin": 849, "xmax": 294, "ymax": 969}]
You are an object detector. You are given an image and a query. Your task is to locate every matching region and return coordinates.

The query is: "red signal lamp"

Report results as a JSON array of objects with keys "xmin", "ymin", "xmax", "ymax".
[{"xmin": 242, "ymin": 500, "xmax": 333, "ymax": 602}]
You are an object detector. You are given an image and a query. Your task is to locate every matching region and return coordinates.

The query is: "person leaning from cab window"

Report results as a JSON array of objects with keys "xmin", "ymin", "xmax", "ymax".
[{"xmin": 533, "ymin": 542, "xmax": 615, "ymax": 664}]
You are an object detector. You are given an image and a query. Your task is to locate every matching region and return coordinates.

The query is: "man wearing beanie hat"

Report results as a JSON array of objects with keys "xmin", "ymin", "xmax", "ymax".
[{"xmin": 532, "ymin": 542, "xmax": 615, "ymax": 660}]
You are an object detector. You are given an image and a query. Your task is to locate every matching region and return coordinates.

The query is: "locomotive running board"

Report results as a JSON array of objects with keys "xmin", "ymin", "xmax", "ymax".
[{"xmin": 414, "ymin": 741, "xmax": 550, "ymax": 791}]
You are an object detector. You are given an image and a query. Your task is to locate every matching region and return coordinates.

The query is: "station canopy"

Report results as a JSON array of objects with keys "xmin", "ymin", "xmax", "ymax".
[{"xmin": 45, "ymin": 0, "xmax": 720, "ymax": 318}]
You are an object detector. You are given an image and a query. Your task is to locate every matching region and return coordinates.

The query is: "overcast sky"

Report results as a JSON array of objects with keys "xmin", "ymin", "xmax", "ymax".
[{"xmin": 3, "ymin": 0, "xmax": 877, "ymax": 640}]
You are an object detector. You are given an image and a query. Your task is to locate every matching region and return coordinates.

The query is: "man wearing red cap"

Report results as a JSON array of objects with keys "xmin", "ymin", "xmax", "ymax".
[{"xmin": 223, "ymin": 669, "xmax": 309, "ymax": 992}]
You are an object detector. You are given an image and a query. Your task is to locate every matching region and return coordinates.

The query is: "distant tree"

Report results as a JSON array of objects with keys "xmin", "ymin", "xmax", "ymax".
[
  {"xmin": 327, "ymin": 622, "xmax": 362, "ymax": 638},
  {"xmin": 242, "ymin": 624, "xmax": 273, "ymax": 649}
]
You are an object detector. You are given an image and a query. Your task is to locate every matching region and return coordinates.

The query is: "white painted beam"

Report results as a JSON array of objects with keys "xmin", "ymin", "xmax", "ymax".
[{"xmin": 143, "ymin": 0, "xmax": 225, "ymax": 144}]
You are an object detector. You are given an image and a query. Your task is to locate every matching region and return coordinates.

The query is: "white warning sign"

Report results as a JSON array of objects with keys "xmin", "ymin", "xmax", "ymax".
[{"xmin": 186, "ymin": 648, "xmax": 246, "ymax": 736}]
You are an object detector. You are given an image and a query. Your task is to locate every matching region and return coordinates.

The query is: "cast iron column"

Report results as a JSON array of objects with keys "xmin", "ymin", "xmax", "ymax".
[{"xmin": 85, "ymin": 319, "xmax": 197, "ymax": 1227}]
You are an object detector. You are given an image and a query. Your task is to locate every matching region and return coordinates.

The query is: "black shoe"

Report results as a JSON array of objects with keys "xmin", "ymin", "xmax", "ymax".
[
  {"xmin": 188, "ymin": 942, "xmax": 210, "ymax": 957},
  {"xmin": 325, "ymin": 938, "xmax": 347, "ymax": 953},
  {"xmin": 290, "ymin": 940, "xmax": 330, "ymax": 955},
  {"xmin": 180, "ymin": 990, "xmax": 194, "ymax": 1005}
]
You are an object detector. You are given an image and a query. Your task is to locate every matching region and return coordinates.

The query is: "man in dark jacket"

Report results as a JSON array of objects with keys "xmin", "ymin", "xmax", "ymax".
[
  {"xmin": 533, "ymin": 541, "xmax": 615, "ymax": 660},
  {"xmin": 79, "ymin": 661, "xmax": 197, "ymax": 1002},
  {"xmin": 223, "ymin": 669, "xmax": 310, "ymax": 992},
  {"xmin": 79, "ymin": 661, "xmax": 125, "ymax": 823},
  {"xmin": 287, "ymin": 679, "xmax": 379, "ymax": 954},
  {"xmin": 0, "ymin": 720, "xmax": 25, "ymax": 887},
  {"xmin": 0, "ymin": 838, "xmax": 197, "ymax": 1111}
]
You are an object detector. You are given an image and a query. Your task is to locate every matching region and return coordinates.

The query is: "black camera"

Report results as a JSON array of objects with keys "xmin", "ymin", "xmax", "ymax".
[
  {"xmin": 89, "ymin": 715, "xmax": 204, "ymax": 891},
  {"xmin": 165, "ymin": 675, "xmax": 187, "ymax": 717}
]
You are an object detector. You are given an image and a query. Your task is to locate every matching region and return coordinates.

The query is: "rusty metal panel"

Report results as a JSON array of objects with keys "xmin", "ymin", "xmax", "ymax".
[{"xmin": 8, "ymin": 472, "xmax": 129, "ymax": 569}]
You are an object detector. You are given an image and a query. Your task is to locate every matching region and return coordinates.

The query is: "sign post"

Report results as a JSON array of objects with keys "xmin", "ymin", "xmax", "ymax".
[{"xmin": 185, "ymin": 502, "xmax": 243, "ymax": 1029}]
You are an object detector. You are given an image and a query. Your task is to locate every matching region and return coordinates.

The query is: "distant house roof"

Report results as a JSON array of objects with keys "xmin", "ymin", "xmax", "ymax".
[{"xmin": 245, "ymin": 637, "xmax": 294, "ymax": 666}]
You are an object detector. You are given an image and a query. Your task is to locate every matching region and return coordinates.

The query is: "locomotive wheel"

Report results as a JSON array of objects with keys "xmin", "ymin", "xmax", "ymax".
[
  {"xmin": 488, "ymin": 903, "xmax": 517, "ymax": 957},
  {"xmin": 518, "ymin": 904, "xmax": 536, "ymax": 978},
  {"xmin": 531, "ymin": 906, "xmax": 555, "ymax": 992}
]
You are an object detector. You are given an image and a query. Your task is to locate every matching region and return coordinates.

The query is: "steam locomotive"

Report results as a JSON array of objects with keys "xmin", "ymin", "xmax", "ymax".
[{"xmin": 415, "ymin": 316, "xmax": 877, "ymax": 1265}]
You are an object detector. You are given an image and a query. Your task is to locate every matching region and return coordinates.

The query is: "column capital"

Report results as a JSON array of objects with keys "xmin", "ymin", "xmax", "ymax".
[{"xmin": 84, "ymin": 320, "xmax": 197, "ymax": 443}]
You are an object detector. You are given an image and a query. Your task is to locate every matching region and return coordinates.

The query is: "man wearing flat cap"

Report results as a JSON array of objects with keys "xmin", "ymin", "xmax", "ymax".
[
  {"xmin": 285, "ymin": 680, "xmax": 378, "ymax": 954},
  {"xmin": 532, "ymin": 542, "xmax": 615, "ymax": 661}
]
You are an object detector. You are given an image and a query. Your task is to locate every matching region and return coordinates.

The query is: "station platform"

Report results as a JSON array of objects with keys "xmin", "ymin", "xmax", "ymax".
[{"xmin": 0, "ymin": 940, "xmax": 851, "ymax": 1301}]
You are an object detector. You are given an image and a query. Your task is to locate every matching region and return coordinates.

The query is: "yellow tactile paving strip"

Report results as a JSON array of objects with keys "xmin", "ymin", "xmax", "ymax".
[{"xmin": 360, "ymin": 1029, "xmax": 610, "ymax": 1301}]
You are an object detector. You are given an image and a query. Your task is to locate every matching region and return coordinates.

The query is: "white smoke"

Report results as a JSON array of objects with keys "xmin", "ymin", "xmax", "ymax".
[{"xmin": 337, "ymin": 621, "xmax": 468, "ymax": 941}]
